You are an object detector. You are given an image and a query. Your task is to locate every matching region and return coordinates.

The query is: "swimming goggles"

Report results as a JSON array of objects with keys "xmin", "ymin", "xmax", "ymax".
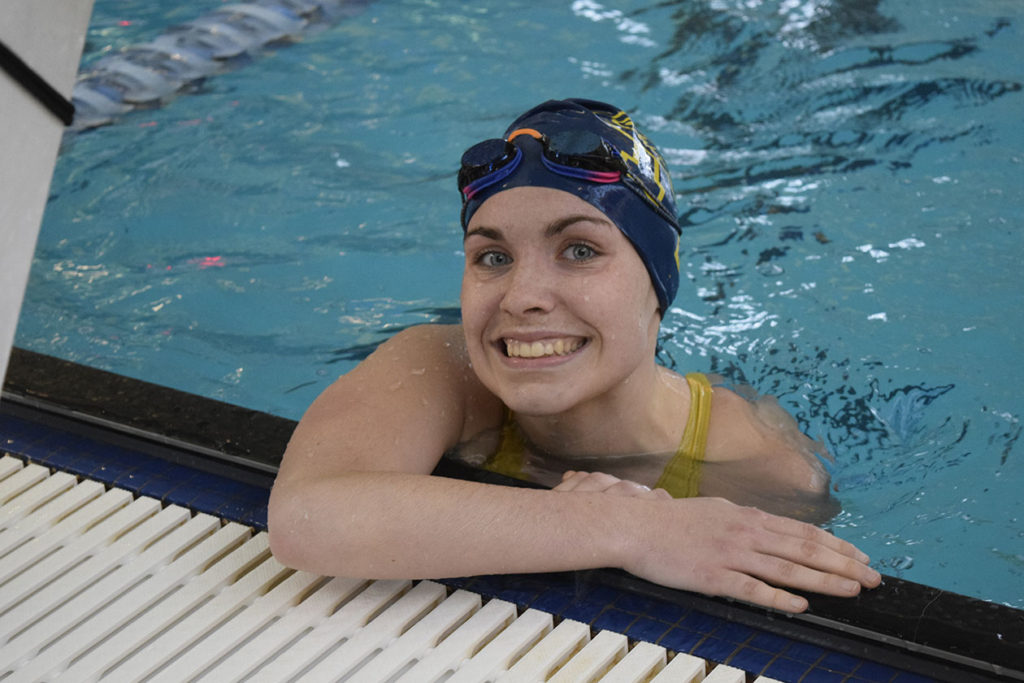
[{"xmin": 458, "ymin": 128, "xmax": 680, "ymax": 230}]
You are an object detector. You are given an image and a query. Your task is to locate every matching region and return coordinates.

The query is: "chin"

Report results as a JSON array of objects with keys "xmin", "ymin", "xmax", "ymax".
[{"xmin": 490, "ymin": 379, "xmax": 586, "ymax": 418}]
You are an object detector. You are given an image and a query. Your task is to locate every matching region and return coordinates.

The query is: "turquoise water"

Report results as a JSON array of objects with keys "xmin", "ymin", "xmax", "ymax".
[{"xmin": 17, "ymin": 0, "xmax": 1023, "ymax": 607}]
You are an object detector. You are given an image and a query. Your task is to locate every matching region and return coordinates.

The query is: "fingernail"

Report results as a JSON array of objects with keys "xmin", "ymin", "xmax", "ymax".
[
  {"xmin": 790, "ymin": 597, "xmax": 807, "ymax": 611},
  {"xmin": 856, "ymin": 550, "xmax": 870, "ymax": 563}
]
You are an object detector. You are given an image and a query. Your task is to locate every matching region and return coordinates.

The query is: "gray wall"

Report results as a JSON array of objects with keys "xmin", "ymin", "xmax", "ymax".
[{"xmin": 0, "ymin": 0, "xmax": 95, "ymax": 383}]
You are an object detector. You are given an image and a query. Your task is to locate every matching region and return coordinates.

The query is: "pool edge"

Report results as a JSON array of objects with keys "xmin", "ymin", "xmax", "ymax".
[{"xmin": 3, "ymin": 346, "xmax": 1021, "ymax": 682}]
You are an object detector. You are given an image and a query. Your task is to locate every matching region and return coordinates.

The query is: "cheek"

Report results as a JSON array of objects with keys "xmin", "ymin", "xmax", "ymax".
[
  {"xmin": 459, "ymin": 287, "xmax": 478, "ymax": 336},
  {"xmin": 459, "ymin": 278, "xmax": 496, "ymax": 344},
  {"xmin": 582, "ymin": 286, "xmax": 656, "ymax": 353},
  {"xmin": 460, "ymin": 269, "xmax": 482, "ymax": 309},
  {"xmin": 593, "ymin": 265, "xmax": 658, "ymax": 319},
  {"xmin": 606, "ymin": 274, "xmax": 660, "ymax": 350}
]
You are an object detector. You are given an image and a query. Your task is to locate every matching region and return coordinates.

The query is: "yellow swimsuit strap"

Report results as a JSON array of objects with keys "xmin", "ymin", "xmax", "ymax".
[
  {"xmin": 486, "ymin": 407, "xmax": 527, "ymax": 479},
  {"xmin": 654, "ymin": 372, "xmax": 713, "ymax": 498}
]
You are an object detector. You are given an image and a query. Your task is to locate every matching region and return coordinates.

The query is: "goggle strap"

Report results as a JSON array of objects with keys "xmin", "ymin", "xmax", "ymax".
[
  {"xmin": 506, "ymin": 128, "xmax": 544, "ymax": 143},
  {"xmin": 461, "ymin": 146, "xmax": 523, "ymax": 200},
  {"xmin": 540, "ymin": 155, "xmax": 621, "ymax": 183}
]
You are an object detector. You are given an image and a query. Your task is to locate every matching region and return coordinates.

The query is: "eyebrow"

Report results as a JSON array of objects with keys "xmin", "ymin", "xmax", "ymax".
[
  {"xmin": 464, "ymin": 225, "xmax": 503, "ymax": 242},
  {"xmin": 545, "ymin": 214, "xmax": 615, "ymax": 238},
  {"xmin": 464, "ymin": 214, "xmax": 615, "ymax": 242}
]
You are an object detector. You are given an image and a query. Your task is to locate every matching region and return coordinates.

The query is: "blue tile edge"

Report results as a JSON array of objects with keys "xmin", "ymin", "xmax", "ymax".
[{"xmin": 0, "ymin": 410, "xmax": 270, "ymax": 529}]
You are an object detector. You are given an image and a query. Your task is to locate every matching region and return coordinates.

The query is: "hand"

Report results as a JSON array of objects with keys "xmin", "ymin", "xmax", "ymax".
[
  {"xmin": 620, "ymin": 496, "xmax": 881, "ymax": 613},
  {"xmin": 553, "ymin": 470, "xmax": 672, "ymax": 500}
]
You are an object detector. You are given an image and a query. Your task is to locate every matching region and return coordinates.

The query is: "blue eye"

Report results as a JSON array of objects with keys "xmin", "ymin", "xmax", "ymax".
[
  {"xmin": 563, "ymin": 243, "xmax": 597, "ymax": 261},
  {"xmin": 478, "ymin": 250, "xmax": 512, "ymax": 267}
]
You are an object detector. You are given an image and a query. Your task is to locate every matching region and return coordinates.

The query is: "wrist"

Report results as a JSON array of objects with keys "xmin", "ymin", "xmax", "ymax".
[{"xmin": 590, "ymin": 494, "xmax": 655, "ymax": 573}]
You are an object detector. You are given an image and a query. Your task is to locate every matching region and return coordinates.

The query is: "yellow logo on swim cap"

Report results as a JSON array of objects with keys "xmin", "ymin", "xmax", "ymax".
[{"xmin": 593, "ymin": 109, "xmax": 674, "ymax": 209}]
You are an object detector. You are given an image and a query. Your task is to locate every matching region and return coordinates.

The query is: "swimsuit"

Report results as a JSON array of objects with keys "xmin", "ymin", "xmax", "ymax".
[{"xmin": 482, "ymin": 372, "xmax": 713, "ymax": 498}]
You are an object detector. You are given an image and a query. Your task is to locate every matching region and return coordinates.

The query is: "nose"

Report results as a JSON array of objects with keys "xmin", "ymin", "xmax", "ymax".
[{"xmin": 500, "ymin": 255, "xmax": 558, "ymax": 316}]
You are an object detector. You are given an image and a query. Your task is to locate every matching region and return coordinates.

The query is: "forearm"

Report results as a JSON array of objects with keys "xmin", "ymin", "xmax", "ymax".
[{"xmin": 267, "ymin": 471, "xmax": 635, "ymax": 579}]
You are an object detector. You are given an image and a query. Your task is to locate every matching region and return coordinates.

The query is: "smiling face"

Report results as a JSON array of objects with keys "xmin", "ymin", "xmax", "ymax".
[{"xmin": 460, "ymin": 186, "xmax": 662, "ymax": 418}]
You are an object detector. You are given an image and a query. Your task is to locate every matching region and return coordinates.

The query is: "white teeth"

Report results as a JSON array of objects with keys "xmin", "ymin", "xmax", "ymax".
[{"xmin": 505, "ymin": 338, "xmax": 583, "ymax": 358}]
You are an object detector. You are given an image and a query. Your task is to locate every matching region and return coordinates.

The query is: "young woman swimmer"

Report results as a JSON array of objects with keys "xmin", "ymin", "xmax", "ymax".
[{"xmin": 268, "ymin": 99, "xmax": 881, "ymax": 613}]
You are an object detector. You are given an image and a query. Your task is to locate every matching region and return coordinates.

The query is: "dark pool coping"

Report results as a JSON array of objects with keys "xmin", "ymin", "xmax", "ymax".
[{"xmin": 2, "ymin": 346, "xmax": 1021, "ymax": 682}]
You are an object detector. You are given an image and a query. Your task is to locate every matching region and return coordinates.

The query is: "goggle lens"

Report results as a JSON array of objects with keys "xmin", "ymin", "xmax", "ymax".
[
  {"xmin": 544, "ymin": 130, "xmax": 620, "ymax": 173},
  {"xmin": 459, "ymin": 139, "xmax": 515, "ymax": 190}
]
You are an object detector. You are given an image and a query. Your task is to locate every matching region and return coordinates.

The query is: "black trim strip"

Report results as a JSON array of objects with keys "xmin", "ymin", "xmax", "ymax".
[
  {"xmin": 2, "ymin": 346, "xmax": 1022, "ymax": 681},
  {"xmin": 2, "ymin": 347, "xmax": 291, "ymax": 475},
  {"xmin": 0, "ymin": 40, "xmax": 75, "ymax": 126}
]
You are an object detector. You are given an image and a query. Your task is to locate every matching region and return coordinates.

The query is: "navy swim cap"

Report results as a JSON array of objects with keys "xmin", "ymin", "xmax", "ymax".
[{"xmin": 460, "ymin": 98, "xmax": 681, "ymax": 312}]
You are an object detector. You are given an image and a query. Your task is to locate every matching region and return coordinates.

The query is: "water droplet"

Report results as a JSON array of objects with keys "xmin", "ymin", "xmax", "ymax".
[{"xmin": 890, "ymin": 556, "xmax": 914, "ymax": 570}]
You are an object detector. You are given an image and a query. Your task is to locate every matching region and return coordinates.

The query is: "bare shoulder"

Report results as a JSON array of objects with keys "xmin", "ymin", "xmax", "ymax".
[
  {"xmin": 705, "ymin": 382, "xmax": 834, "ymax": 498},
  {"xmin": 360, "ymin": 323, "xmax": 469, "ymax": 376},
  {"xmin": 314, "ymin": 324, "xmax": 466, "ymax": 403},
  {"xmin": 706, "ymin": 383, "xmax": 815, "ymax": 455},
  {"xmin": 278, "ymin": 324, "xmax": 501, "ymax": 480}
]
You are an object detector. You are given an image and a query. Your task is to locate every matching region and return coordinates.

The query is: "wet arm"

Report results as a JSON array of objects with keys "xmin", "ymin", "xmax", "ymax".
[{"xmin": 270, "ymin": 467, "xmax": 878, "ymax": 613}]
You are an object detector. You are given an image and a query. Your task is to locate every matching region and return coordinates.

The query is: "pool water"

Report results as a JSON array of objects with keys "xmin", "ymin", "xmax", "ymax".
[{"xmin": 16, "ymin": 0, "xmax": 1023, "ymax": 608}]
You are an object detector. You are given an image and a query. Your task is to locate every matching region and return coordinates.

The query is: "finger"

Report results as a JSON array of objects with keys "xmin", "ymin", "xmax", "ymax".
[
  {"xmin": 718, "ymin": 570, "xmax": 810, "ymax": 614},
  {"xmin": 552, "ymin": 470, "xmax": 588, "ymax": 491},
  {"xmin": 565, "ymin": 472, "xmax": 623, "ymax": 493},
  {"xmin": 750, "ymin": 554, "xmax": 869, "ymax": 600},
  {"xmin": 760, "ymin": 532, "xmax": 881, "ymax": 588},
  {"xmin": 605, "ymin": 480, "xmax": 657, "ymax": 499},
  {"xmin": 752, "ymin": 512, "xmax": 880, "ymax": 587},
  {"xmin": 762, "ymin": 512, "xmax": 871, "ymax": 563}
]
